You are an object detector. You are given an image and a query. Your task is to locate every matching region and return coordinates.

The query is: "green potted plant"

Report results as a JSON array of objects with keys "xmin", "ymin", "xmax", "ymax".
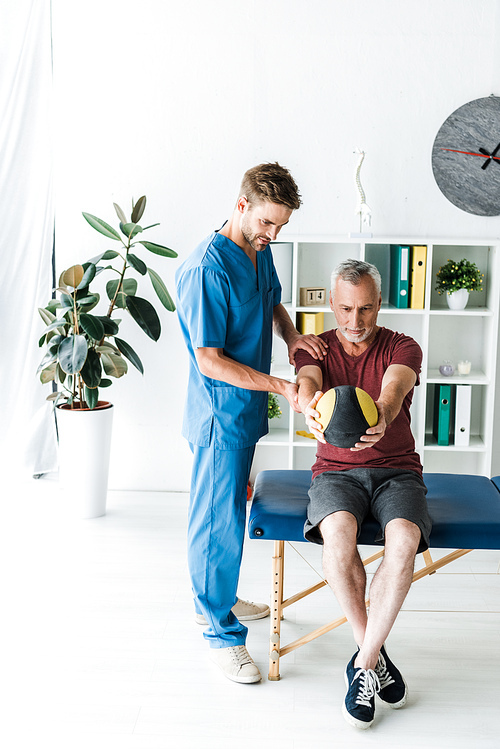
[
  {"xmin": 435, "ymin": 258, "xmax": 484, "ymax": 309},
  {"xmin": 268, "ymin": 392, "xmax": 282, "ymax": 420},
  {"xmin": 37, "ymin": 195, "xmax": 177, "ymax": 517}
]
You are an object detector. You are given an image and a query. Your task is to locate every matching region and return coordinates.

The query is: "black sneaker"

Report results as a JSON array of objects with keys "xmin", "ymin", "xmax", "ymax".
[
  {"xmin": 376, "ymin": 645, "xmax": 408, "ymax": 708},
  {"xmin": 342, "ymin": 652, "xmax": 380, "ymax": 729}
]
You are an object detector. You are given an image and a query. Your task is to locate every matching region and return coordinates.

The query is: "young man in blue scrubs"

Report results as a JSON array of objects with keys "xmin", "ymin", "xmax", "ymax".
[{"xmin": 176, "ymin": 163, "xmax": 327, "ymax": 683}]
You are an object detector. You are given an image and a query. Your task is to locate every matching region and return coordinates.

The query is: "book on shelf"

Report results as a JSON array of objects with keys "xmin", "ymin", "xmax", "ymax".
[
  {"xmin": 297, "ymin": 311, "xmax": 324, "ymax": 335},
  {"xmin": 454, "ymin": 384, "xmax": 471, "ymax": 447},
  {"xmin": 409, "ymin": 245, "xmax": 427, "ymax": 309},
  {"xmin": 433, "ymin": 383, "xmax": 452, "ymax": 446},
  {"xmin": 389, "ymin": 245, "xmax": 410, "ymax": 308}
]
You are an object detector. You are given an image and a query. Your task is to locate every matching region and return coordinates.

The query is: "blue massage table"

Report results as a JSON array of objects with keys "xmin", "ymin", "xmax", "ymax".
[{"xmin": 248, "ymin": 470, "xmax": 500, "ymax": 680}]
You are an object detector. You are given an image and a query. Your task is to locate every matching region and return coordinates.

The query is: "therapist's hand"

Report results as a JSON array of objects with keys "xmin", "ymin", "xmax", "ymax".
[
  {"xmin": 282, "ymin": 381, "xmax": 301, "ymax": 413},
  {"xmin": 287, "ymin": 333, "xmax": 328, "ymax": 366}
]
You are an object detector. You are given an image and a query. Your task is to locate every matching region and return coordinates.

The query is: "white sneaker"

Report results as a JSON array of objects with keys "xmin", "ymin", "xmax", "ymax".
[
  {"xmin": 210, "ymin": 645, "xmax": 262, "ymax": 684},
  {"xmin": 195, "ymin": 598, "xmax": 270, "ymax": 625}
]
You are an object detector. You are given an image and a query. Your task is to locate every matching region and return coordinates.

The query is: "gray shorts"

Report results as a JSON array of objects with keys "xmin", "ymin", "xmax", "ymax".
[{"xmin": 305, "ymin": 467, "xmax": 432, "ymax": 553}]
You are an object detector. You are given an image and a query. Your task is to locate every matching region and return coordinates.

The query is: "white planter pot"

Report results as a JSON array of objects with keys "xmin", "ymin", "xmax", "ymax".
[
  {"xmin": 446, "ymin": 288, "xmax": 469, "ymax": 310},
  {"xmin": 56, "ymin": 402, "xmax": 114, "ymax": 519}
]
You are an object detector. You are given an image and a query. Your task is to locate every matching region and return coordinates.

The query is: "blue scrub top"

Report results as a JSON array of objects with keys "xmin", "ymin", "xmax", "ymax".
[{"xmin": 176, "ymin": 230, "xmax": 282, "ymax": 449}]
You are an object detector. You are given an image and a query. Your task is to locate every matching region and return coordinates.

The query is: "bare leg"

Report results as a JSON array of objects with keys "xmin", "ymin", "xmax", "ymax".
[
  {"xmin": 320, "ymin": 514, "xmax": 421, "ymax": 669},
  {"xmin": 355, "ymin": 518, "xmax": 420, "ymax": 670},
  {"xmin": 320, "ymin": 511, "xmax": 368, "ymax": 647}
]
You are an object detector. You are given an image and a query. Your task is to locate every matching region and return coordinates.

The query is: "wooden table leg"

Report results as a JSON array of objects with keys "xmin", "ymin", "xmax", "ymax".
[{"xmin": 269, "ymin": 540, "xmax": 284, "ymax": 680}]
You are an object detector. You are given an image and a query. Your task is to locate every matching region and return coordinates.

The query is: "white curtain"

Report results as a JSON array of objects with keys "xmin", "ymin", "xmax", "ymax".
[{"xmin": 0, "ymin": 1, "xmax": 57, "ymax": 481}]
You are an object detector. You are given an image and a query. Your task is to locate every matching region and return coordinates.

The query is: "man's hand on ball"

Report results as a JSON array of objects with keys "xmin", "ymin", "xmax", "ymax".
[
  {"xmin": 304, "ymin": 391, "xmax": 326, "ymax": 443},
  {"xmin": 350, "ymin": 402, "xmax": 386, "ymax": 451}
]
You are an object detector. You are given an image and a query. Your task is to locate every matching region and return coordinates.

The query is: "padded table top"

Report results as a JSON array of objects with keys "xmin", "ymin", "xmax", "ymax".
[{"xmin": 248, "ymin": 471, "xmax": 500, "ymax": 550}]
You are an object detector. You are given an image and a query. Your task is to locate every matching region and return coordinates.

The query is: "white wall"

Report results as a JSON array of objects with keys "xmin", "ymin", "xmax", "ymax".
[{"xmin": 51, "ymin": 0, "xmax": 500, "ymax": 490}]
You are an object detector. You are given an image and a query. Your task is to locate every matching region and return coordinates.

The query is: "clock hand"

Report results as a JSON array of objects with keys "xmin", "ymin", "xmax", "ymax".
[
  {"xmin": 479, "ymin": 143, "xmax": 500, "ymax": 170},
  {"xmin": 440, "ymin": 146, "xmax": 500, "ymax": 168}
]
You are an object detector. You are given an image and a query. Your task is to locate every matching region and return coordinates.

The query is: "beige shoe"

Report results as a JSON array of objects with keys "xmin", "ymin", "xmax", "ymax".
[
  {"xmin": 210, "ymin": 645, "xmax": 262, "ymax": 684},
  {"xmin": 195, "ymin": 598, "xmax": 270, "ymax": 625}
]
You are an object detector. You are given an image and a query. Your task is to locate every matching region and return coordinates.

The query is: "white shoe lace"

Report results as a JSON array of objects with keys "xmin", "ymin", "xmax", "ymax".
[
  {"xmin": 229, "ymin": 646, "xmax": 253, "ymax": 667},
  {"xmin": 352, "ymin": 668, "xmax": 380, "ymax": 707},
  {"xmin": 235, "ymin": 598, "xmax": 261, "ymax": 610},
  {"xmin": 376, "ymin": 652, "xmax": 395, "ymax": 689}
]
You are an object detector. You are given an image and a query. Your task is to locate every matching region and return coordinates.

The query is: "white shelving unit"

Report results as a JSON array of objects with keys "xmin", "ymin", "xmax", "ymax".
[{"xmin": 253, "ymin": 237, "xmax": 499, "ymax": 479}]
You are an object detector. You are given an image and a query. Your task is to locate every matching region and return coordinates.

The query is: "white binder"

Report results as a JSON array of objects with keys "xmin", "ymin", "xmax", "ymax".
[{"xmin": 454, "ymin": 385, "xmax": 471, "ymax": 447}]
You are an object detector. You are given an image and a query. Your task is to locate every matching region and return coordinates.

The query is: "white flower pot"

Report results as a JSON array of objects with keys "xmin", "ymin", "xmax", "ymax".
[
  {"xmin": 446, "ymin": 288, "xmax": 469, "ymax": 310},
  {"xmin": 56, "ymin": 402, "xmax": 114, "ymax": 518}
]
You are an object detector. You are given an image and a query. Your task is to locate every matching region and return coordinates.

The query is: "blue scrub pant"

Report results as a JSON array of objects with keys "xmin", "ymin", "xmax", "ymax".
[{"xmin": 188, "ymin": 442, "xmax": 255, "ymax": 648}]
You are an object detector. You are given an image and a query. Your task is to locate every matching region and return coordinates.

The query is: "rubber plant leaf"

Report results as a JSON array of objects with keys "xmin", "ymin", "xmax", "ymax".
[
  {"xmin": 97, "ymin": 341, "xmax": 120, "ymax": 354},
  {"xmin": 58, "ymin": 334, "xmax": 88, "ymax": 374},
  {"xmin": 120, "ymin": 222, "xmax": 143, "ymax": 239},
  {"xmin": 138, "ymin": 241, "xmax": 178, "ymax": 258},
  {"xmin": 126, "ymin": 295, "xmax": 161, "ymax": 341},
  {"xmin": 42, "ymin": 319, "xmax": 69, "ymax": 335},
  {"xmin": 147, "ymin": 267, "xmax": 176, "ymax": 311},
  {"xmin": 78, "ymin": 294, "xmax": 100, "ymax": 313},
  {"xmin": 106, "ymin": 279, "xmax": 120, "ymax": 300},
  {"xmin": 96, "ymin": 316, "xmax": 119, "ymax": 335},
  {"xmin": 114, "ymin": 336, "xmax": 144, "ymax": 374},
  {"xmin": 47, "ymin": 334, "xmax": 63, "ymax": 352},
  {"xmin": 38, "ymin": 308, "xmax": 56, "ymax": 325},
  {"xmin": 56, "ymin": 364, "xmax": 66, "ymax": 384},
  {"xmin": 113, "ymin": 203, "xmax": 127, "ymax": 224},
  {"xmin": 79, "ymin": 313, "xmax": 105, "ymax": 341},
  {"xmin": 122, "ymin": 278, "xmax": 137, "ymax": 296},
  {"xmin": 58, "ymin": 270, "xmax": 69, "ymax": 291},
  {"xmin": 106, "ymin": 283, "xmax": 127, "ymax": 309},
  {"xmin": 37, "ymin": 349, "xmax": 58, "ymax": 375},
  {"xmin": 84, "ymin": 386, "xmax": 99, "ymax": 410},
  {"xmin": 62, "ymin": 265, "xmax": 84, "ymax": 289},
  {"xmin": 101, "ymin": 350, "xmax": 128, "ymax": 378},
  {"xmin": 131, "ymin": 195, "xmax": 146, "ymax": 224},
  {"xmin": 60, "ymin": 292, "xmax": 74, "ymax": 310},
  {"xmin": 81, "ymin": 348, "xmax": 102, "ymax": 388},
  {"xmin": 40, "ymin": 362, "xmax": 57, "ymax": 384},
  {"xmin": 82, "ymin": 212, "xmax": 122, "ymax": 241},
  {"xmin": 46, "ymin": 391, "xmax": 62, "ymax": 402},
  {"xmin": 45, "ymin": 299, "xmax": 61, "ymax": 315},
  {"xmin": 88, "ymin": 250, "xmax": 120, "ymax": 264},
  {"xmin": 106, "ymin": 278, "xmax": 137, "ymax": 309},
  {"xmin": 127, "ymin": 253, "xmax": 147, "ymax": 275},
  {"xmin": 77, "ymin": 263, "xmax": 97, "ymax": 290}
]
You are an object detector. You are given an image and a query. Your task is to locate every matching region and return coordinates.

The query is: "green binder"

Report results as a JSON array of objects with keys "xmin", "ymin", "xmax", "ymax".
[
  {"xmin": 389, "ymin": 245, "xmax": 410, "ymax": 308},
  {"xmin": 433, "ymin": 384, "xmax": 452, "ymax": 446}
]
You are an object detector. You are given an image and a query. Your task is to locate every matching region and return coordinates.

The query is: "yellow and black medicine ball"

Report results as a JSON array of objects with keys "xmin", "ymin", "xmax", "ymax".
[{"xmin": 316, "ymin": 386, "xmax": 378, "ymax": 448}]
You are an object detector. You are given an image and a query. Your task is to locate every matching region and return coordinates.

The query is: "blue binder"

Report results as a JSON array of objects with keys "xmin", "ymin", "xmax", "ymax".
[{"xmin": 389, "ymin": 245, "xmax": 410, "ymax": 308}]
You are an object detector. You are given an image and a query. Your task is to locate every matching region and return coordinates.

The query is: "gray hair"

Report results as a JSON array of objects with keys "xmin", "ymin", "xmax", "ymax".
[{"xmin": 330, "ymin": 259, "xmax": 382, "ymax": 298}]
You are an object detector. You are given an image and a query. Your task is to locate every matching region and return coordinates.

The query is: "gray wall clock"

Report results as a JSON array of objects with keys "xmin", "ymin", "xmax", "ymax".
[{"xmin": 431, "ymin": 96, "xmax": 500, "ymax": 216}]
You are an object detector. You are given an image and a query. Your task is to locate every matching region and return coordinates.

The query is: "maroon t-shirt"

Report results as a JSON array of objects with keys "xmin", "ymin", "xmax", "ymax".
[{"xmin": 294, "ymin": 327, "xmax": 423, "ymax": 480}]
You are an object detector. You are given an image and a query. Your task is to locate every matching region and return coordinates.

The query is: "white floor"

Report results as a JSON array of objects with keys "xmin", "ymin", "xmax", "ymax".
[{"xmin": 5, "ymin": 477, "xmax": 500, "ymax": 749}]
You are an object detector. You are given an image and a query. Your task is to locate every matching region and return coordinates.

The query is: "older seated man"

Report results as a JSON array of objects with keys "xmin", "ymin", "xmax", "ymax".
[{"xmin": 295, "ymin": 258, "xmax": 432, "ymax": 730}]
